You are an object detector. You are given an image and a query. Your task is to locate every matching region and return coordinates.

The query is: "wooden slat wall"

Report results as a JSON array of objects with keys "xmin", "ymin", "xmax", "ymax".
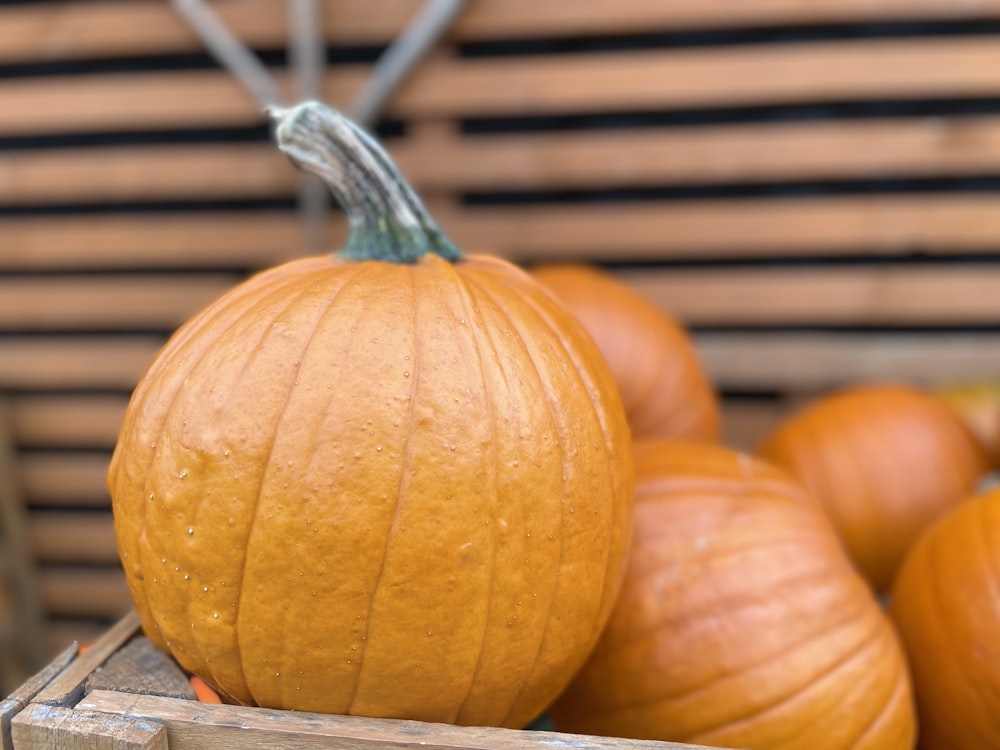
[{"xmin": 5, "ymin": 0, "xmax": 1000, "ymax": 660}]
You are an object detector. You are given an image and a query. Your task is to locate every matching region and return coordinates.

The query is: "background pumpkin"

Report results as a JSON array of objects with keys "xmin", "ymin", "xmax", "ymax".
[
  {"xmin": 934, "ymin": 381, "xmax": 1000, "ymax": 470},
  {"xmin": 549, "ymin": 440, "xmax": 914, "ymax": 749},
  {"xmin": 107, "ymin": 102, "xmax": 635, "ymax": 728},
  {"xmin": 889, "ymin": 484, "xmax": 1000, "ymax": 749},
  {"xmin": 756, "ymin": 383, "xmax": 990, "ymax": 593},
  {"xmin": 532, "ymin": 263, "xmax": 720, "ymax": 442}
]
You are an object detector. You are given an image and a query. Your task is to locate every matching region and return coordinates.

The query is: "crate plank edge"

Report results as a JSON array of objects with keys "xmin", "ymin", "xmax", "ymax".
[{"xmin": 2, "ymin": 610, "xmax": 713, "ymax": 750}]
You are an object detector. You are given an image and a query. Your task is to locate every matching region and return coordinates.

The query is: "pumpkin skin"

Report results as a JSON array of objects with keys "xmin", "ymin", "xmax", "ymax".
[
  {"xmin": 889, "ymin": 485, "xmax": 1000, "ymax": 749},
  {"xmin": 756, "ymin": 383, "xmax": 990, "ymax": 592},
  {"xmin": 107, "ymin": 103, "xmax": 634, "ymax": 728},
  {"xmin": 532, "ymin": 263, "xmax": 720, "ymax": 442},
  {"xmin": 549, "ymin": 440, "xmax": 915, "ymax": 749},
  {"xmin": 935, "ymin": 381, "xmax": 1000, "ymax": 469}
]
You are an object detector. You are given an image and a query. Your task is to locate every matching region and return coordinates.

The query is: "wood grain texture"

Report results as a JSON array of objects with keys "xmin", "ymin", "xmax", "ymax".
[
  {"xmin": 77, "ymin": 690, "xmax": 714, "ymax": 750},
  {"xmin": 5, "ymin": 0, "xmax": 1000, "ymax": 63},
  {"xmin": 0, "ymin": 642, "xmax": 75, "ymax": 750},
  {"xmin": 11, "ymin": 702, "xmax": 166, "ymax": 750},
  {"xmin": 85, "ymin": 637, "xmax": 196, "ymax": 701}
]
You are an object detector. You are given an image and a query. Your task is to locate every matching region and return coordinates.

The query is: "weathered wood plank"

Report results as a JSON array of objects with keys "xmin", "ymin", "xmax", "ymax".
[
  {"xmin": 11, "ymin": 396, "xmax": 129, "ymax": 448},
  {"xmin": 29, "ymin": 512, "xmax": 118, "ymax": 566},
  {"xmin": 9, "ymin": 39, "xmax": 1000, "ymax": 135},
  {"xmin": 19, "ymin": 452, "xmax": 114, "ymax": 509},
  {"xmin": 617, "ymin": 266, "xmax": 1000, "ymax": 325},
  {"xmin": 0, "ymin": 642, "xmax": 76, "ymax": 750},
  {"xmin": 38, "ymin": 568, "xmax": 132, "ymax": 622},
  {"xmin": 0, "ymin": 213, "xmax": 313, "ymax": 272},
  {"xmin": 695, "ymin": 332, "xmax": 1000, "ymax": 391},
  {"xmin": 34, "ymin": 610, "xmax": 139, "ymax": 707},
  {"xmin": 0, "ymin": 337, "xmax": 163, "ymax": 390},
  {"xmin": 5, "ymin": 196, "xmax": 1000, "ymax": 274},
  {"xmin": 10, "ymin": 116, "xmax": 1000, "ymax": 204},
  {"xmin": 11, "ymin": 702, "xmax": 166, "ymax": 750},
  {"xmin": 6, "ymin": 0, "xmax": 1000, "ymax": 64},
  {"xmin": 85, "ymin": 637, "xmax": 196, "ymax": 701},
  {"xmin": 0, "ymin": 275, "xmax": 239, "ymax": 331},
  {"xmin": 77, "ymin": 690, "xmax": 713, "ymax": 750}
]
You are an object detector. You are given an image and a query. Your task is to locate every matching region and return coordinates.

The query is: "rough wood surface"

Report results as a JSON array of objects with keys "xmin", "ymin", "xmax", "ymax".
[
  {"xmin": 34, "ymin": 610, "xmax": 140, "ymax": 708},
  {"xmin": 11, "ymin": 702, "xmax": 166, "ymax": 750},
  {"xmin": 0, "ymin": 642, "xmax": 75, "ymax": 750},
  {"xmin": 85, "ymin": 637, "xmax": 196, "ymax": 702},
  {"xmin": 77, "ymin": 690, "xmax": 714, "ymax": 750}
]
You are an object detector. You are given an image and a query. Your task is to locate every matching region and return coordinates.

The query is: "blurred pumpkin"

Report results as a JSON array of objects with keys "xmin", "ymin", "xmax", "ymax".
[
  {"xmin": 756, "ymin": 383, "xmax": 990, "ymax": 592},
  {"xmin": 889, "ymin": 485, "xmax": 1000, "ymax": 749},
  {"xmin": 107, "ymin": 102, "xmax": 634, "ymax": 728},
  {"xmin": 532, "ymin": 263, "xmax": 720, "ymax": 442},
  {"xmin": 934, "ymin": 381, "xmax": 1000, "ymax": 469},
  {"xmin": 549, "ymin": 440, "xmax": 914, "ymax": 749}
]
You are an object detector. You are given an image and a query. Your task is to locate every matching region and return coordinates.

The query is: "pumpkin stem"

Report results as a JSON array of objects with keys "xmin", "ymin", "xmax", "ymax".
[{"xmin": 269, "ymin": 100, "xmax": 462, "ymax": 263}]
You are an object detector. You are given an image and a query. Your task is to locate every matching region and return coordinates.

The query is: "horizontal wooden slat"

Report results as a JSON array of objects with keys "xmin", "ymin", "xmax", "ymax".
[
  {"xmin": 720, "ymin": 399, "xmax": 797, "ymax": 451},
  {"xmin": 12, "ymin": 396, "xmax": 129, "ymax": 448},
  {"xmin": 0, "ymin": 275, "xmax": 240, "ymax": 330},
  {"xmin": 13, "ymin": 115, "xmax": 1000, "ymax": 205},
  {"xmin": 11, "ymin": 39, "xmax": 1000, "ymax": 136},
  {"xmin": 20, "ymin": 453, "xmax": 113, "ymax": 508},
  {"xmin": 438, "ymin": 196, "xmax": 1000, "ymax": 260},
  {"xmin": 30, "ymin": 512, "xmax": 118, "ymax": 566},
  {"xmin": 38, "ymin": 567, "xmax": 131, "ymax": 620},
  {"xmin": 0, "ymin": 213, "xmax": 321, "ymax": 272},
  {"xmin": 0, "ymin": 337, "xmax": 163, "ymax": 390},
  {"xmin": 2, "ymin": 195, "xmax": 1000, "ymax": 270},
  {"xmin": 6, "ymin": 0, "xmax": 1000, "ymax": 64},
  {"xmin": 0, "ymin": 145, "xmax": 297, "ymax": 205},
  {"xmin": 619, "ymin": 266, "xmax": 1000, "ymax": 325},
  {"xmin": 380, "ymin": 39, "xmax": 1000, "ymax": 118},
  {"xmin": 8, "ymin": 266, "xmax": 1000, "ymax": 333},
  {"xmin": 696, "ymin": 332, "xmax": 1000, "ymax": 391}
]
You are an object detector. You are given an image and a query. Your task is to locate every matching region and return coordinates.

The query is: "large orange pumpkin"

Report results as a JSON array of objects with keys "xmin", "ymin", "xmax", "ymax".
[
  {"xmin": 756, "ymin": 383, "xmax": 990, "ymax": 592},
  {"xmin": 532, "ymin": 263, "xmax": 719, "ymax": 442},
  {"xmin": 107, "ymin": 102, "xmax": 634, "ymax": 727},
  {"xmin": 889, "ymin": 485, "xmax": 1000, "ymax": 749},
  {"xmin": 549, "ymin": 440, "xmax": 914, "ymax": 749}
]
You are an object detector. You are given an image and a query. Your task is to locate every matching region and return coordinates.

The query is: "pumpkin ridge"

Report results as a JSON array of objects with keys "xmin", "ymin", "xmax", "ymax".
[
  {"xmin": 918, "ymin": 527, "xmax": 995, "ymax": 748},
  {"xmin": 514, "ymin": 282, "xmax": 624, "ymax": 628},
  {"xmin": 344, "ymin": 263, "xmax": 421, "ymax": 716},
  {"xmin": 134, "ymin": 270, "xmax": 317, "ymax": 692},
  {"xmin": 446, "ymin": 268, "xmax": 505, "ymax": 725},
  {"xmin": 233, "ymin": 266, "xmax": 369, "ymax": 705},
  {"xmin": 689, "ymin": 611, "xmax": 885, "ymax": 747},
  {"xmin": 589, "ymin": 559, "xmax": 865, "ymax": 687},
  {"xmin": 468, "ymin": 282, "xmax": 569, "ymax": 728},
  {"xmin": 842, "ymin": 649, "xmax": 910, "ymax": 750}
]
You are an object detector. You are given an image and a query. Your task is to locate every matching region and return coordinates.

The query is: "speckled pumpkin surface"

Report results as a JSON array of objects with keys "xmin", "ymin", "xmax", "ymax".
[{"xmin": 107, "ymin": 103, "xmax": 634, "ymax": 728}]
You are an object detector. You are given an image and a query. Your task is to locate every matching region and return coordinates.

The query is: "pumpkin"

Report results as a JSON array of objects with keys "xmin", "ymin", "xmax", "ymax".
[
  {"xmin": 889, "ymin": 485, "xmax": 1000, "ymax": 749},
  {"xmin": 756, "ymin": 383, "xmax": 990, "ymax": 592},
  {"xmin": 549, "ymin": 440, "xmax": 915, "ymax": 749},
  {"xmin": 107, "ymin": 101, "xmax": 635, "ymax": 728},
  {"xmin": 532, "ymin": 263, "xmax": 720, "ymax": 442},
  {"xmin": 934, "ymin": 381, "xmax": 1000, "ymax": 469}
]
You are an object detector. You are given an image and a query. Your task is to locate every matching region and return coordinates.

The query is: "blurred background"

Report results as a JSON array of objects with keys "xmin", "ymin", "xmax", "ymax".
[{"xmin": 4, "ymin": 0, "xmax": 1000, "ymax": 694}]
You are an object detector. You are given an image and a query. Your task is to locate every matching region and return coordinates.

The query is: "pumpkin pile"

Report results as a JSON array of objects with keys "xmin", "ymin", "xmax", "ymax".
[{"xmin": 108, "ymin": 100, "xmax": 1000, "ymax": 749}]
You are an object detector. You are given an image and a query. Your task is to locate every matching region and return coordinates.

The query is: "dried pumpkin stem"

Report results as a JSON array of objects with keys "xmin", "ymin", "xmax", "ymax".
[{"xmin": 270, "ymin": 100, "xmax": 462, "ymax": 263}]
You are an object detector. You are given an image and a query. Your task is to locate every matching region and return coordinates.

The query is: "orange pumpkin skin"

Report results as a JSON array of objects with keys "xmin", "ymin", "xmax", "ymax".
[
  {"xmin": 532, "ymin": 264, "xmax": 720, "ymax": 442},
  {"xmin": 756, "ymin": 384, "xmax": 990, "ymax": 592},
  {"xmin": 889, "ymin": 486, "xmax": 1000, "ymax": 749},
  {"xmin": 107, "ymin": 105, "xmax": 634, "ymax": 728},
  {"xmin": 935, "ymin": 381, "xmax": 1000, "ymax": 469},
  {"xmin": 549, "ymin": 441, "xmax": 914, "ymax": 749}
]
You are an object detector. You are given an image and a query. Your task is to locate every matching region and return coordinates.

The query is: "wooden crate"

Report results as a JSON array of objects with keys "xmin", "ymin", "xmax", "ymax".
[
  {"xmin": 5, "ymin": 0, "xmax": 1000, "ymax": 666},
  {"xmin": 1, "ymin": 611, "xmax": 713, "ymax": 750}
]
